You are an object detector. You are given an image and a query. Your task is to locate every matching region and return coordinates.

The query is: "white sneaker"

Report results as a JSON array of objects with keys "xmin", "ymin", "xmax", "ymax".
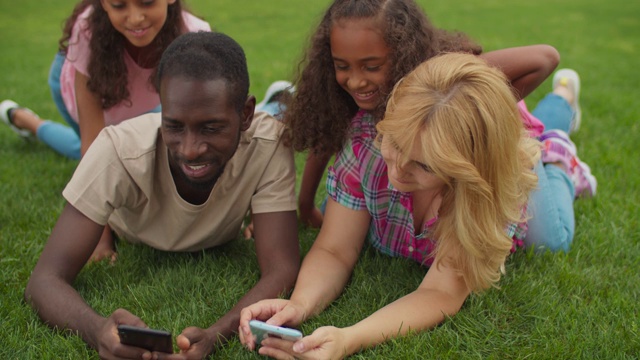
[
  {"xmin": 256, "ymin": 80, "xmax": 295, "ymax": 110},
  {"xmin": 552, "ymin": 69, "xmax": 581, "ymax": 133},
  {"xmin": 0, "ymin": 100, "xmax": 33, "ymax": 139}
]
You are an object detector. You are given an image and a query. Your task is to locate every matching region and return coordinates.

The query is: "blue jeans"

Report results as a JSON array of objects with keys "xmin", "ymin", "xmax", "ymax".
[
  {"xmin": 38, "ymin": 52, "xmax": 82, "ymax": 159},
  {"xmin": 524, "ymin": 94, "xmax": 575, "ymax": 252}
]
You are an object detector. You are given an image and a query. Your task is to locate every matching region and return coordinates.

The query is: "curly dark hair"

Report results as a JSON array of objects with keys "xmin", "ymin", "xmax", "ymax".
[
  {"xmin": 284, "ymin": 0, "xmax": 482, "ymax": 155},
  {"xmin": 58, "ymin": 0, "xmax": 186, "ymax": 110}
]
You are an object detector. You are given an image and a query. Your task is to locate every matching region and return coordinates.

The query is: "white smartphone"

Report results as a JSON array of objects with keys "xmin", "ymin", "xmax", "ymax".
[{"xmin": 249, "ymin": 320, "xmax": 303, "ymax": 345}]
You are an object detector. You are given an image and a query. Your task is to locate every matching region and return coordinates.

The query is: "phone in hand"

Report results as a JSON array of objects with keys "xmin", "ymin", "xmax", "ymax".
[
  {"xmin": 117, "ymin": 324, "xmax": 173, "ymax": 353},
  {"xmin": 249, "ymin": 320, "xmax": 303, "ymax": 345}
]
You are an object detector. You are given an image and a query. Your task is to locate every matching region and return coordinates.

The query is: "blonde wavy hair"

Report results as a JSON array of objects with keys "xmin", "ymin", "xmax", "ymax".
[{"xmin": 376, "ymin": 53, "xmax": 540, "ymax": 291}]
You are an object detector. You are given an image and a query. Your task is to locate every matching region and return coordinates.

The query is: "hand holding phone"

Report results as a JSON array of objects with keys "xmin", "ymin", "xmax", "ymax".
[
  {"xmin": 249, "ymin": 320, "xmax": 303, "ymax": 345},
  {"xmin": 117, "ymin": 324, "xmax": 173, "ymax": 353}
]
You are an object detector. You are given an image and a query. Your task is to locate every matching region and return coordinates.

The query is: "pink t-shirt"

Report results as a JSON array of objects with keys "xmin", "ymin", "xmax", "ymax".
[
  {"xmin": 60, "ymin": 7, "xmax": 210, "ymax": 126},
  {"xmin": 517, "ymin": 100, "xmax": 545, "ymax": 137}
]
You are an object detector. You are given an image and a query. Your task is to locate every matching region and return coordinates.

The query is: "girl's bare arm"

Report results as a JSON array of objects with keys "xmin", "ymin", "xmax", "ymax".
[{"xmin": 480, "ymin": 44, "xmax": 560, "ymax": 99}]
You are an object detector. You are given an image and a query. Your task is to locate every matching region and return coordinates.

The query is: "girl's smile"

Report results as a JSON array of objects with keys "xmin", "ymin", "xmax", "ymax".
[
  {"xmin": 126, "ymin": 26, "xmax": 150, "ymax": 38},
  {"xmin": 101, "ymin": 0, "xmax": 176, "ymax": 50},
  {"xmin": 330, "ymin": 18, "xmax": 391, "ymax": 111},
  {"xmin": 353, "ymin": 89, "xmax": 379, "ymax": 103}
]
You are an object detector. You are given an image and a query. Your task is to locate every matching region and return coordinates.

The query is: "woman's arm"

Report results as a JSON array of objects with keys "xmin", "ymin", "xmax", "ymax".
[
  {"xmin": 339, "ymin": 253, "xmax": 470, "ymax": 355},
  {"xmin": 480, "ymin": 44, "xmax": 560, "ymax": 99},
  {"xmin": 237, "ymin": 199, "xmax": 371, "ymax": 352},
  {"xmin": 263, "ymin": 251, "xmax": 470, "ymax": 360},
  {"xmin": 290, "ymin": 199, "xmax": 371, "ymax": 318},
  {"xmin": 75, "ymin": 70, "xmax": 106, "ymax": 156},
  {"xmin": 176, "ymin": 210, "xmax": 301, "ymax": 357},
  {"xmin": 258, "ymin": 249, "xmax": 471, "ymax": 360}
]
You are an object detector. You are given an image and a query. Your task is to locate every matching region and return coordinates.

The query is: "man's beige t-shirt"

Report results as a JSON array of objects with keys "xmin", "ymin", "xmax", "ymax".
[{"xmin": 62, "ymin": 112, "xmax": 296, "ymax": 252}]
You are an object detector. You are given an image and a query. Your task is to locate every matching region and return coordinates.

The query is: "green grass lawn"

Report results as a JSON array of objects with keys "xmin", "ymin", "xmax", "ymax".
[{"xmin": 1, "ymin": 0, "xmax": 639, "ymax": 358}]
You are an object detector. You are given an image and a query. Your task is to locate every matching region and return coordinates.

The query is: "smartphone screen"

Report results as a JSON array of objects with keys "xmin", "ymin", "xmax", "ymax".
[{"xmin": 117, "ymin": 324, "xmax": 173, "ymax": 353}]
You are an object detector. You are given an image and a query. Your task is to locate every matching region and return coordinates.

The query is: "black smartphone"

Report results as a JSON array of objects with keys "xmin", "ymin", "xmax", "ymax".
[{"xmin": 117, "ymin": 324, "xmax": 173, "ymax": 353}]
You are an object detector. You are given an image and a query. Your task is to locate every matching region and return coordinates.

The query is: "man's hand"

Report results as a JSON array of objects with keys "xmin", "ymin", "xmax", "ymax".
[
  {"xmin": 95, "ymin": 308, "xmax": 152, "ymax": 360},
  {"xmin": 89, "ymin": 226, "xmax": 117, "ymax": 263},
  {"xmin": 243, "ymin": 219, "xmax": 254, "ymax": 239},
  {"xmin": 153, "ymin": 327, "xmax": 216, "ymax": 360}
]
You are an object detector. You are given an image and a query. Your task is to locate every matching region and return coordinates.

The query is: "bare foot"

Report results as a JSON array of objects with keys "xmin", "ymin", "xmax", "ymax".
[
  {"xmin": 11, "ymin": 108, "xmax": 44, "ymax": 135},
  {"xmin": 243, "ymin": 220, "xmax": 254, "ymax": 239},
  {"xmin": 553, "ymin": 82, "xmax": 575, "ymax": 106},
  {"xmin": 89, "ymin": 227, "xmax": 117, "ymax": 263}
]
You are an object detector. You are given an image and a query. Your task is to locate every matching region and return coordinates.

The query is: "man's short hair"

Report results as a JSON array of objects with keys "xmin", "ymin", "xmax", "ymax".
[{"xmin": 155, "ymin": 31, "xmax": 250, "ymax": 112}]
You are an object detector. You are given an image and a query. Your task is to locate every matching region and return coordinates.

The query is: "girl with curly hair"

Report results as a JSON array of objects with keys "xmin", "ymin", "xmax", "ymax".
[
  {"xmin": 239, "ymin": 53, "xmax": 541, "ymax": 359},
  {"xmin": 1, "ymin": 0, "xmax": 210, "ymax": 159},
  {"xmin": 289, "ymin": 0, "xmax": 558, "ymax": 228},
  {"xmin": 0, "ymin": 0, "xmax": 210, "ymax": 262}
]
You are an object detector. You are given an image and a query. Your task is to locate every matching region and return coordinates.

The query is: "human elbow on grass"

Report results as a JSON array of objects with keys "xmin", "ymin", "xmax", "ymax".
[
  {"xmin": 239, "ymin": 52, "xmax": 541, "ymax": 359},
  {"xmin": 24, "ymin": 32, "xmax": 300, "ymax": 359}
]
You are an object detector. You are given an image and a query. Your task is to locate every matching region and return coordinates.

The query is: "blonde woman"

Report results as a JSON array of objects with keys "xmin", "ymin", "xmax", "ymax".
[{"xmin": 239, "ymin": 53, "xmax": 540, "ymax": 359}]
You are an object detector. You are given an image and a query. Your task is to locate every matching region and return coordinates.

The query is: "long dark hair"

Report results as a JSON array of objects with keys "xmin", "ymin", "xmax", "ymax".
[
  {"xmin": 283, "ymin": 0, "xmax": 482, "ymax": 155},
  {"xmin": 58, "ymin": 0, "xmax": 186, "ymax": 109}
]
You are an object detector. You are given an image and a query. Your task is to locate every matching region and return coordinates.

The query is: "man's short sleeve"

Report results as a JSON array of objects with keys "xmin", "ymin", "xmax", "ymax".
[
  {"xmin": 250, "ymin": 139, "xmax": 297, "ymax": 214},
  {"xmin": 62, "ymin": 129, "xmax": 136, "ymax": 225}
]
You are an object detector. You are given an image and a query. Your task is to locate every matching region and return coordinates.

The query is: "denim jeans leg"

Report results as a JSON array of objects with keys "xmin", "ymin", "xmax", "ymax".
[
  {"xmin": 36, "ymin": 52, "xmax": 82, "ymax": 159},
  {"xmin": 532, "ymin": 93, "xmax": 573, "ymax": 133},
  {"xmin": 36, "ymin": 121, "xmax": 81, "ymax": 159},
  {"xmin": 525, "ymin": 160, "xmax": 576, "ymax": 252},
  {"xmin": 47, "ymin": 52, "xmax": 79, "ymax": 134}
]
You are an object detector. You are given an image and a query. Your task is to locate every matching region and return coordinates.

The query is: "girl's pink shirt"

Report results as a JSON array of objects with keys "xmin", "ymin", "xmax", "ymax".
[
  {"xmin": 518, "ymin": 100, "xmax": 545, "ymax": 137},
  {"xmin": 59, "ymin": 7, "xmax": 211, "ymax": 127}
]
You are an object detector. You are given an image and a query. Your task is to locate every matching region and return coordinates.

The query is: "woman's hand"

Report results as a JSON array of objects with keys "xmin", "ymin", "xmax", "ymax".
[
  {"xmin": 239, "ymin": 299, "xmax": 307, "ymax": 351},
  {"xmin": 258, "ymin": 326, "xmax": 350, "ymax": 360}
]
